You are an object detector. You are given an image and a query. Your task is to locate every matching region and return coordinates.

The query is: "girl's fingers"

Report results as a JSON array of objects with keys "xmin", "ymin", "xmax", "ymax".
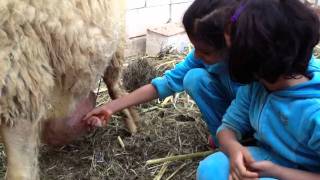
[
  {"xmin": 83, "ymin": 107, "xmax": 105, "ymax": 121},
  {"xmin": 230, "ymin": 166, "xmax": 240, "ymax": 180},
  {"xmin": 231, "ymin": 171, "xmax": 240, "ymax": 180},
  {"xmin": 235, "ymin": 157, "xmax": 246, "ymax": 176},
  {"xmin": 235, "ymin": 159, "xmax": 259, "ymax": 179},
  {"xmin": 234, "ymin": 167, "xmax": 242, "ymax": 179},
  {"xmin": 101, "ymin": 119, "xmax": 108, "ymax": 127},
  {"xmin": 83, "ymin": 111, "xmax": 98, "ymax": 121},
  {"xmin": 243, "ymin": 149, "xmax": 255, "ymax": 164},
  {"xmin": 236, "ymin": 166, "xmax": 259, "ymax": 179},
  {"xmin": 86, "ymin": 116, "xmax": 102, "ymax": 127},
  {"xmin": 85, "ymin": 117, "xmax": 93, "ymax": 125},
  {"xmin": 93, "ymin": 118, "xmax": 103, "ymax": 127}
]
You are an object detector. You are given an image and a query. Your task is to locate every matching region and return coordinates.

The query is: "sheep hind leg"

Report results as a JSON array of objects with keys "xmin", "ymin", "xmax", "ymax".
[
  {"xmin": 103, "ymin": 54, "xmax": 139, "ymax": 134},
  {"xmin": 1, "ymin": 120, "xmax": 40, "ymax": 180}
]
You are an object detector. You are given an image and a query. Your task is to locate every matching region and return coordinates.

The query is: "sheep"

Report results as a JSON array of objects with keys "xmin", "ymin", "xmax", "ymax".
[{"xmin": 0, "ymin": 0, "xmax": 138, "ymax": 179}]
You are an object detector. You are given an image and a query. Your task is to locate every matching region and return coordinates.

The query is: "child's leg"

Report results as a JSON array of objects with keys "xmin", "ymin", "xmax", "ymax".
[
  {"xmin": 197, "ymin": 151, "xmax": 230, "ymax": 180},
  {"xmin": 183, "ymin": 68, "xmax": 233, "ymax": 140},
  {"xmin": 197, "ymin": 146, "xmax": 281, "ymax": 180}
]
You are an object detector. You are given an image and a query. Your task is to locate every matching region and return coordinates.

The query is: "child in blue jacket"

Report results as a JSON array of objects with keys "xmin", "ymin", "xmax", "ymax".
[
  {"xmin": 197, "ymin": 0, "xmax": 320, "ymax": 179},
  {"xmin": 84, "ymin": 0, "xmax": 240, "ymax": 148}
]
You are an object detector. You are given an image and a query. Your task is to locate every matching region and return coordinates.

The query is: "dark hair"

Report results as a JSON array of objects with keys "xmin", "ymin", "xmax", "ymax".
[
  {"xmin": 227, "ymin": 0, "xmax": 320, "ymax": 84},
  {"xmin": 183, "ymin": 0, "xmax": 238, "ymax": 54}
]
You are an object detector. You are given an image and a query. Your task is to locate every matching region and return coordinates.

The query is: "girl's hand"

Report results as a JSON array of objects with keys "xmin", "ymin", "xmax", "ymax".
[
  {"xmin": 229, "ymin": 146, "xmax": 259, "ymax": 180},
  {"xmin": 83, "ymin": 105, "xmax": 113, "ymax": 128},
  {"xmin": 249, "ymin": 161, "xmax": 279, "ymax": 178}
]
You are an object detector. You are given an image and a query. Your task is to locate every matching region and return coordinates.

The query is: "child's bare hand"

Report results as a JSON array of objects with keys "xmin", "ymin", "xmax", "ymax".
[
  {"xmin": 86, "ymin": 116, "xmax": 107, "ymax": 127},
  {"xmin": 229, "ymin": 146, "xmax": 259, "ymax": 180},
  {"xmin": 249, "ymin": 161, "xmax": 278, "ymax": 178},
  {"xmin": 83, "ymin": 105, "xmax": 113, "ymax": 127}
]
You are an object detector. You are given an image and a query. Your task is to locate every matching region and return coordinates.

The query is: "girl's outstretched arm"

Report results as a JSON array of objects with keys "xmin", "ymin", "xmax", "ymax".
[{"xmin": 83, "ymin": 84, "xmax": 158, "ymax": 126}]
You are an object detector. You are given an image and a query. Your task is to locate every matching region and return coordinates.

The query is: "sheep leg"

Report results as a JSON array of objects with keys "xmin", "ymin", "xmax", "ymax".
[
  {"xmin": 1, "ymin": 120, "xmax": 40, "ymax": 180},
  {"xmin": 103, "ymin": 52, "xmax": 139, "ymax": 134}
]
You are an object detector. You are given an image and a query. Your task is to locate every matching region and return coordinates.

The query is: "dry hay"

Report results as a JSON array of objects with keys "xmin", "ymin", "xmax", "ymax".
[
  {"xmin": 0, "ymin": 50, "xmax": 211, "ymax": 179},
  {"xmin": 122, "ymin": 47, "xmax": 185, "ymax": 92},
  {"xmin": 122, "ymin": 57, "xmax": 159, "ymax": 92}
]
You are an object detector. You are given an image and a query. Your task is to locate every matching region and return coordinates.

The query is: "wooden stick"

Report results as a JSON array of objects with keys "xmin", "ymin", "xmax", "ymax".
[{"xmin": 146, "ymin": 150, "xmax": 217, "ymax": 165}]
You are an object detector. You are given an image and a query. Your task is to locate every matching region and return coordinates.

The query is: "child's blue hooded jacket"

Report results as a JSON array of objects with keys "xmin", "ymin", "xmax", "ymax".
[
  {"xmin": 151, "ymin": 49, "xmax": 237, "ymax": 100},
  {"xmin": 218, "ymin": 56, "xmax": 320, "ymax": 171}
]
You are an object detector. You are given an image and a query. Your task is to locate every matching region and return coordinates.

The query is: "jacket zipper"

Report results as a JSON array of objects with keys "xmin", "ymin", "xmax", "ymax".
[{"xmin": 257, "ymin": 93, "xmax": 270, "ymax": 136}]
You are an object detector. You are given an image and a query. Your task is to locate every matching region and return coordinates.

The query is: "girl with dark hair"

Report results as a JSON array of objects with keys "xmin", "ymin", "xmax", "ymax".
[
  {"xmin": 83, "ymin": 0, "xmax": 239, "ymax": 149},
  {"xmin": 197, "ymin": 0, "xmax": 320, "ymax": 179}
]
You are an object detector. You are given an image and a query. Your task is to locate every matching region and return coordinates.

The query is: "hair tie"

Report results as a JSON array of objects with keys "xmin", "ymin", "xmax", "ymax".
[{"xmin": 231, "ymin": 4, "xmax": 246, "ymax": 23}]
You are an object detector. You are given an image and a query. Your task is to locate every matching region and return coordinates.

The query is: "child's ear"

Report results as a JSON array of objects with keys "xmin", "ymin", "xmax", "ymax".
[{"xmin": 224, "ymin": 33, "xmax": 231, "ymax": 48}]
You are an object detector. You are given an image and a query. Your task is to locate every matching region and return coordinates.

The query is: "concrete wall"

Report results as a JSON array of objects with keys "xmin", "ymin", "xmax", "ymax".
[
  {"xmin": 126, "ymin": 0, "xmax": 194, "ymax": 38},
  {"xmin": 125, "ymin": 0, "xmax": 194, "ymax": 57},
  {"xmin": 124, "ymin": 0, "xmax": 320, "ymax": 57}
]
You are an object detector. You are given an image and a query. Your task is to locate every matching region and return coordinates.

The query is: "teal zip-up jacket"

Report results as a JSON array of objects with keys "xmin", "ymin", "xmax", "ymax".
[
  {"xmin": 219, "ymin": 56, "xmax": 320, "ymax": 171},
  {"xmin": 151, "ymin": 49, "xmax": 236, "ymax": 100}
]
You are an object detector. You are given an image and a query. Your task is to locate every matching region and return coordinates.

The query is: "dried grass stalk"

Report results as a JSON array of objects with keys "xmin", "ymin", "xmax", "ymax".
[
  {"xmin": 146, "ymin": 150, "xmax": 217, "ymax": 165},
  {"xmin": 153, "ymin": 162, "xmax": 170, "ymax": 180}
]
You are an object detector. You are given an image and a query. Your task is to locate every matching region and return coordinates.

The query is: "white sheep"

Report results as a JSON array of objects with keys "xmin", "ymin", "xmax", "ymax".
[{"xmin": 0, "ymin": 0, "xmax": 138, "ymax": 179}]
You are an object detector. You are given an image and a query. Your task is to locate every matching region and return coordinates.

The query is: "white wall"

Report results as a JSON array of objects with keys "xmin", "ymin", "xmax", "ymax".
[
  {"xmin": 125, "ymin": 0, "xmax": 320, "ymax": 39},
  {"xmin": 126, "ymin": 0, "xmax": 194, "ymax": 38},
  {"xmin": 304, "ymin": 0, "xmax": 320, "ymax": 5}
]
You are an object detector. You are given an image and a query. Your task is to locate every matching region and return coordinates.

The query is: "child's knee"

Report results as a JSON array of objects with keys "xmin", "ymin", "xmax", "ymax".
[
  {"xmin": 183, "ymin": 68, "xmax": 210, "ymax": 93},
  {"xmin": 197, "ymin": 152, "xmax": 230, "ymax": 180}
]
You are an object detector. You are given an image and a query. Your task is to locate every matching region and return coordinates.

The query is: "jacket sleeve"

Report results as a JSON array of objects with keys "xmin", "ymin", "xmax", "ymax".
[
  {"xmin": 307, "ymin": 112, "xmax": 320, "ymax": 156},
  {"xmin": 151, "ymin": 49, "xmax": 203, "ymax": 100},
  {"xmin": 217, "ymin": 85, "xmax": 253, "ymax": 139}
]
